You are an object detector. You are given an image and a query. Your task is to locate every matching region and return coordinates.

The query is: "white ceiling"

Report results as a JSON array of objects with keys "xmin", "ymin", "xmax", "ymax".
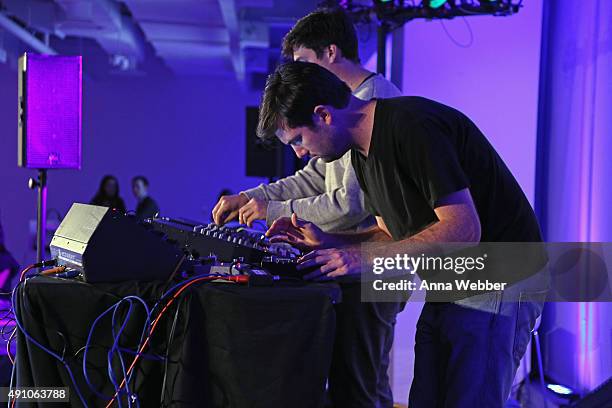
[{"xmin": 0, "ymin": 0, "xmax": 375, "ymax": 85}]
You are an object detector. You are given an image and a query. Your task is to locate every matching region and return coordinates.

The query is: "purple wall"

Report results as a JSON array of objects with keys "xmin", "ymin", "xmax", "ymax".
[
  {"xmin": 387, "ymin": 2, "xmax": 544, "ymax": 402},
  {"xmin": 0, "ymin": 65, "xmax": 266, "ymax": 266},
  {"xmin": 400, "ymin": 9, "xmax": 542, "ymax": 204}
]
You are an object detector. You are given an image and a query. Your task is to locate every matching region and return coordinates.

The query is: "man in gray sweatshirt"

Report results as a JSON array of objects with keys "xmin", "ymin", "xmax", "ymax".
[
  {"xmin": 212, "ymin": 9, "xmax": 403, "ymax": 407},
  {"xmin": 212, "ymin": 9, "xmax": 401, "ymax": 233}
]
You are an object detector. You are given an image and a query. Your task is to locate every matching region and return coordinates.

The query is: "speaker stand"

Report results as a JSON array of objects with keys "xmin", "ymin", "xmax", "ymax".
[{"xmin": 28, "ymin": 169, "xmax": 48, "ymax": 264}]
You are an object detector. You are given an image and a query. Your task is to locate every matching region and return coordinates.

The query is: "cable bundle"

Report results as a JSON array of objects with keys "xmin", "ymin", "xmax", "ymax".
[{"xmin": 5, "ymin": 262, "xmax": 249, "ymax": 408}]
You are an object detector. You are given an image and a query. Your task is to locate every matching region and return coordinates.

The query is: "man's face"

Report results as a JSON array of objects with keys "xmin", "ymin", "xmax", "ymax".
[
  {"xmin": 132, "ymin": 180, "xmax": 147, "ymax": 200},
  {"xmin": 282, "ymin": 48, "xmax": 351, "ymax": 161},
  {"xmin": 276, "ymin": 118, "xmax": 347, "ymax": 163}
]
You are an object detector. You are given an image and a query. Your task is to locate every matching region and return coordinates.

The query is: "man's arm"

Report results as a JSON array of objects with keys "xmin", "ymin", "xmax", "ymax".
[
  {"xmin": 373, "ymin": 188, "xmax": 480, "ymax": 257},
  {"xmin": 269, "ymin": 155, "xmax": 372, "ymax": 231},
  {"xmin": 236, "ymin": 154, "xmax": 374, "ymax": 231},
  {"xmin": 242, "ymin": 157, "xmax": 327, "ymax": 201},
  {"xmin": 267, "ymin": 189, "xmax": 478, "ymax": 247},
  {"xmin": 214, "ymin": 158, "xmax": 327, "ymax": 225},
  {"xmin": 321, "ymin": 217, "xmax": 391, "ymax": 245},
  {"xmin": 323, "ymin": 189, "xmax": 479, "ymax": 244},
  {"xmin": 295, "ymin": 189, "xmax": 481, "ymax": 280}
]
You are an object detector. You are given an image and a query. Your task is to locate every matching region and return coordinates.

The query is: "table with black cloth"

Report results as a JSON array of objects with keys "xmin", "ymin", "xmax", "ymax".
[{"xmin": 14, "ymin": 276, "xmax": 340, "ymax": 408}]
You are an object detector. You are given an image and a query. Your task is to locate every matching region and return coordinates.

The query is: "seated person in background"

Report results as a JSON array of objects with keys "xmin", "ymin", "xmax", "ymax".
[
  {"xmin": 0, "ymin": 218, "xmax": 19, "ymax": 295},
  {"xmin": 90, "ymin": 175, "xmax": 126, "ymax": 213},
  {"xmin": 132, "ymin": 176, "xmax": 160, "ymax": 219},
  {"xmin": 212, "ymin": 8, "xmax": 401, "ymax": 233}
]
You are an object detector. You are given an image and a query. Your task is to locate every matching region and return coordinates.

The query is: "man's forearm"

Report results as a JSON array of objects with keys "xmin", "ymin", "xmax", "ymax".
[
  {"xmin": 323, "ymin": 226, "xmax": 392, "ymax": 248},
  {"xmin": 365, "ymin": 214, "xmax": 480, "ymax": 264},
  {"xmin": 242, "ymin": 158, "xmax": 326, "ymax": 202}
]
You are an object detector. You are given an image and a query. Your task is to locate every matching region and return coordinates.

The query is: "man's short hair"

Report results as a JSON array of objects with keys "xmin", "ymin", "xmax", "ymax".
[
  {"xmin": 132, "ymin": 176, "xmax": 149, "ymax": 187},
  {"xmin": 256, "ymin": 61, "xmax": 352, "ymax": 141},
  {"xmin": 282, "ymin": 8, "xmax": 360, "ymax": 63}
]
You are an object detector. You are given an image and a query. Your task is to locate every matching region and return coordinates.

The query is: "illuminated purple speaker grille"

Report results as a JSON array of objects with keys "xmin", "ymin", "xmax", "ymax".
[{"xmin": 21, "ymin": 54, "xmax": 82, "ymax": 169}]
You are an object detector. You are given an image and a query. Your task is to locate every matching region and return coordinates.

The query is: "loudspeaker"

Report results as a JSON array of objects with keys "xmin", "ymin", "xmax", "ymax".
[
  {"xmin": 18, "ymin": 53, "xmax": 82, "ymax": 169},
  {"xmin": 50, "ymin": 203, "xmax": 183, "ymax": 283}
]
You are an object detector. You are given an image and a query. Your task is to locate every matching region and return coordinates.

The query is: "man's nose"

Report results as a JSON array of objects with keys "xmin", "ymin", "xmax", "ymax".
[{"xmin": 292, "ymin": 145, "xmax": 309, "ymax": 158}]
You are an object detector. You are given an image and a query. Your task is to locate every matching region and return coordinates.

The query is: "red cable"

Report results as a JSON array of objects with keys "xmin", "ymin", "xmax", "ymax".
[
  {"xmin": 6, "ymin": 329, "xmax": 15, "ymax": 365},
  {"xmin": 104, "ymin": 274, "xmax": 248, "ymax": 408},
  {"xmin": 19, "ymin": 265, "xmax": 35, "ymax": 282}
]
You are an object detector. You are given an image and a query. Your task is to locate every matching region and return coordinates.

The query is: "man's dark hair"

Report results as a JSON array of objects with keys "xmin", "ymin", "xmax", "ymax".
[
  {"xmin": 257, "ymin": 61, "xmax": 352, "ymax": 141},
  {"xmin": 132, "ymin": 176, "xmax": 149, "ymax": 187},
  {"xmin": 282, "ymin": 8, "xmax": 360, "ymax": 63}
]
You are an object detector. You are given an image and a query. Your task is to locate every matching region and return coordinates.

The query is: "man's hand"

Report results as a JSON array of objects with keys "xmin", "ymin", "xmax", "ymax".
[
  {"xmin": 212, "ymin": 194, "xmax": 249, "ymax": 225},
  {"xmin": 266, "ymin": 213, "xmax": 330, "ymax": 250},
  {"xmin": 238, "ymin": 197, "xmax": 268, "ymax": 227},
  {"xmin": 298, "ymin": 246, "xmax": 361, "ymax": 281}
]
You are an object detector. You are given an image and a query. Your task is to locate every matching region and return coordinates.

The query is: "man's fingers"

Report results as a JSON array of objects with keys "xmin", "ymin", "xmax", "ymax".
[
  {"xmin": 220, "ymin": 207, "xmax": 240, "ymax": 225},
  {"xmin": 304, "ymin": 264, "xmax": 349, "ymax": 281},
  {"xmin": 303, "ymin": 267, "xmax": 328, "ymax": 281},
  {"xmin": 269, "ymin": 234, "xmax": 291, "ymax": 243},
  {"xmin": 214, "ymin": 208, "xmax": 227, "ymax": 225},
  {"xmin": 213, "ymin": 199, "xmax": 234, "ymax": 225},
  {"xmin": 303, "ymin": 263, "xmax": 340, "ymax": 281},
  {"xmin": 297, "ymin": 254, "xmax": 333, "ymax": 270},
  {"xmin": 291, "ymin": 213, "xmax": 308, "ymax": 228},
  {"xmin": 299, "ymin": 249, "xmax": 332, "ymax": 263},
  {"xmin": 266, "ymin": 219, "xmax": 304, "ymax": 240},
  {"xmin": 266, "ymin": 217, "xmax": 292, "ymax": 237},
  {"xmin": 326, "ymin": 264, "xmax": 351, "ymax": 277},
  {"xmin": 299, "ymin": 250, "xmax": 317, "ymax": 263},
  {"xmin": 212, "ymin": 201, "xmax": 222, "ymax": 224},
  {"xmin": 238, "ymin": 205, "xmax": 249, "ymax": 225},
  {"xmin": 244, "ymin": 212, "xmax": 257, "ymax": 227},
  {"xmin": 270, "ymin": 234, "xmax": 304, "ymax": 245}
]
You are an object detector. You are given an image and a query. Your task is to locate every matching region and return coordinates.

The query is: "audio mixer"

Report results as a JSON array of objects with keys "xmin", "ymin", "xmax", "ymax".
[{"xmin": 145, "ymin": 216, "xmax": 303, "ymax": 271}]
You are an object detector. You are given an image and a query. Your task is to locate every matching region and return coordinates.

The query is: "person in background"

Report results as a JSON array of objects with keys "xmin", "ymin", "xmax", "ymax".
[
  {"xmin": 0, "ymin": 217, "xmax": 19, "ymax": 295},
  {"xmin": 90, "ymin": 175, "xmax": 126, "ymax": 213},
  {"xmin": 132, "ymin": 176, "xmax": 160, "ymax": 219}
]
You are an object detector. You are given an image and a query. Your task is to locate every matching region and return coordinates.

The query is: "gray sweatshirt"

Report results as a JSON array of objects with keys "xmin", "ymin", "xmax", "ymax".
[{"xmin": 243, "ymin": 74, "xmax": 402, "ymax": 232}]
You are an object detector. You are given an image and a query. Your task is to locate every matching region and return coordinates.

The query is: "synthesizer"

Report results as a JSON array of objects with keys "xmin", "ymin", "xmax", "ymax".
[{"xmin": 144, "ymin": 217, "xmax": 302, "ymax": 268}]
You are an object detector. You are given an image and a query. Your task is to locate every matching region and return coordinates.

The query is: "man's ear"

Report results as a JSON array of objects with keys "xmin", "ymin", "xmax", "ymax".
[
  {"xmin": 326, "ymin": 44, "xmax": 341, "ymax": 63},
  {"xmin": 313, "ymin": 105, "xmax": 332, "ymax": 125}
]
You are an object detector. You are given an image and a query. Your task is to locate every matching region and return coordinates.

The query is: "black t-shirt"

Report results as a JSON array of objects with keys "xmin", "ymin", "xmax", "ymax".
[
  {"xmin": 351, "ymin": 96, "xmax": 542, "ymax": 243},
  {"xmin": 136, "ymin": 196, "xmax": 160, "ymax": 219}
]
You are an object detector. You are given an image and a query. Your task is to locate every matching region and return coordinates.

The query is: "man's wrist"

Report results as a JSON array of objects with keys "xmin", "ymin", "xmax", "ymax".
[{"xmin": 240, "ymin": 185, "xmax": 269, "ymax": 201}]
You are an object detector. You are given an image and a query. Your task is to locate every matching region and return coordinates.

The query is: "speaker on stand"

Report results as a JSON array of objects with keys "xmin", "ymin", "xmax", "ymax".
[{"xmin": 17, "ymin": 53, "xmax": 82, "ymax": 264}]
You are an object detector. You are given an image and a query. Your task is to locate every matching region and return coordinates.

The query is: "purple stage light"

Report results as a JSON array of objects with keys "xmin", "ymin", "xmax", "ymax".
[{"xmin": 18, "ymin": 53, "xmax": 82, "ymax": 169}]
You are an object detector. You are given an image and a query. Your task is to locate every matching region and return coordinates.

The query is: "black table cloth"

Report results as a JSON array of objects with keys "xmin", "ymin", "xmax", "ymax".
[{"xmin": 14, "ymin": 276, "xmax": 339, "ymax": 407}]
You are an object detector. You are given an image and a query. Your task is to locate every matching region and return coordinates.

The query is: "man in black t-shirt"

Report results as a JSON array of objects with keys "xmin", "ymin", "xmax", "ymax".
[
  {"xmin": 260, "ymin": 61, "xmax": 546, "ymax": 407},
  {"xmin": 132, "ymin": 176, "xmax": 160, "ymax": 219}
]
